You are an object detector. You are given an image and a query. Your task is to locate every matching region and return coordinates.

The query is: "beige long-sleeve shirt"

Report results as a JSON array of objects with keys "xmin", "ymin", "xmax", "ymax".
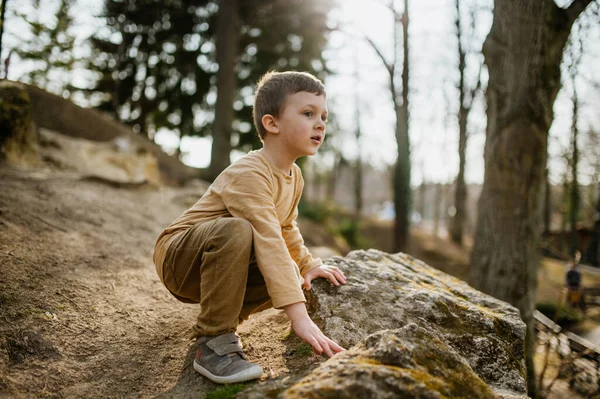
[{"xmin": 153, "ymin": 150, "xmax": 322, "ymax": 308}]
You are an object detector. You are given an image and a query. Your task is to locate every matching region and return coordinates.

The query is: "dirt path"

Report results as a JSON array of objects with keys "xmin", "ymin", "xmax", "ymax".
[{"xmin": 0, "ymin": 166, "xmax": 321, "ymax": 398}]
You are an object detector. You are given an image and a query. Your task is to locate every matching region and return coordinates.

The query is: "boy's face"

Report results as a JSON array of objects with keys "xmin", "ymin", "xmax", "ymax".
[{"xmin": 272, "ymin": 91, "xmax": 327, "ymax": 158}]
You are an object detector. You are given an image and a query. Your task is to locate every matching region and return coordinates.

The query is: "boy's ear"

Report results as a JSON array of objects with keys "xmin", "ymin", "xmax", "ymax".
[{"xmin": 261, "ymin": 114, "xmax": 280, "ymax": 135}]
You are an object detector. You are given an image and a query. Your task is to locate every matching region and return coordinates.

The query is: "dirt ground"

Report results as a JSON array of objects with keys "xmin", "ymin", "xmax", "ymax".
[
  {"xmin": 0, "ymin": 165, "xmax": 325, "ymax": 398},
  {"xmin": 0, "ymin": 162, "xmax": 589, "ymax": 399}
]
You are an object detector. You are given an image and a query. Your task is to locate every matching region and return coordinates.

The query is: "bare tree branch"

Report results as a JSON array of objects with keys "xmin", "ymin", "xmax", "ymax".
[{"xmin": 363, "ymin": 35, "xmax": 394, "ymax": 78}]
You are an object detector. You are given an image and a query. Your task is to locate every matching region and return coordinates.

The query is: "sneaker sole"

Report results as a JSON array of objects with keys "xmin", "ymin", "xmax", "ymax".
[{"xmin": 193, "ymin": 360, "xmax": 263, "ymax": 384}]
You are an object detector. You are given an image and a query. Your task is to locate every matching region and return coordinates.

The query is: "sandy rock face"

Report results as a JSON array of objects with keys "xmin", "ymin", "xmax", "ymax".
[{"xmin": 243, "ymin": 249, "xmax": 528, "ymax": 399}]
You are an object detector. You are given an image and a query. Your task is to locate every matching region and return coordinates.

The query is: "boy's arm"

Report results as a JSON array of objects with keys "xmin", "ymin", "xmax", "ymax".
[
  {"xmin": 282, "ymin": 218, "xmax": 322, "ymax": 276},
  {"xmin": 281, "ymin": 169, "xmax": 322, "ymax": 276}
]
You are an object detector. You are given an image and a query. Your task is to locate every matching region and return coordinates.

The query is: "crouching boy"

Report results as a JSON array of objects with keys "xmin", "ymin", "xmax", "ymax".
[{"xmin": 153, "ymin": 71, "xmax": 346, "ymax": 384}]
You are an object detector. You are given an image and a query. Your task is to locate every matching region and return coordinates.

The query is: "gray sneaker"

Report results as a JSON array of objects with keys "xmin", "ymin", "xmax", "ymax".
[{"xmin": 193, "ymin": 332, "xmax": 263, "ymax": 384}]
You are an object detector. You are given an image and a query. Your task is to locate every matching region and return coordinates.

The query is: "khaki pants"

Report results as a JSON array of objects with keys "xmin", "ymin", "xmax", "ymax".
[{"xmin": 161, "ymin": 217, "xmax": 272, "ymax": 337}]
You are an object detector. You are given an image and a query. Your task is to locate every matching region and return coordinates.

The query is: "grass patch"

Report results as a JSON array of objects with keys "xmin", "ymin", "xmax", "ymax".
[
  {"xmin": 295, "ymin": 344, "xmax": 314, "ymax": 357},
  {"xmin": 205, "ymin": 383, "xmax": 249, "ymax": 399}
]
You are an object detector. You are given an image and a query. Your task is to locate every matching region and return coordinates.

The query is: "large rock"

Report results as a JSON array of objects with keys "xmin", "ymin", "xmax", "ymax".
[{"xmin": 243, "ymin": 249, "xmax": 528, "ymax": 398}]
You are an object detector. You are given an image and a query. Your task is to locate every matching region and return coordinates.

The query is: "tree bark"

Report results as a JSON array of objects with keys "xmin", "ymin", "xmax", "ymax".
[
  {"xmin": 208, "ymin": 0, "xmax": 240, "ymax": 181},
  {"xmin": 469, "ymin": 1, "xmax": 593, "ymax": 397},
  {"xmin": 393, "ymin": 0, "xmax": 411, "ymax": 252}
]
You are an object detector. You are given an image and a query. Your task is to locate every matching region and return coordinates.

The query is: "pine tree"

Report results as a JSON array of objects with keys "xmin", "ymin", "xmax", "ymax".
[
  {"xmin": 13, "ymin": 0, "xmax": 77, "ymax": 96},
  {"xmin": 89, "ymin": 0, "xmax": 333, "ymax": 166}
]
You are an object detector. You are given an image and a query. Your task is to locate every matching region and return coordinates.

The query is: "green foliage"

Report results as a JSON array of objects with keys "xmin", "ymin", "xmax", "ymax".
[
  {"xmin": 205, "ymin": 383, "xmax": 249, "ymax": 399},
  {"xmin": 90, "ymin": 0, "xmax": 334, "ymax": 147},
  {"xmin": 298, "ymin": 199, "xmax": 367, "ymax": 250},
  {"xmin": 337, "ymin": 217, "xmax": 362, "ymax": 249},
  {"xmin": 298, "ymin": 199, "xmax": 335, "ymax": 224},
  {"xmin": 12, "ymin": 0, "xmax": 77, "ymax": 95},
  {"xmin": 295, "ymin": 343, "xmax": 314, "ymax": 357},
  {"xmin": 536, "ymin": 301, "xmax": 584, "ymax": 328}
]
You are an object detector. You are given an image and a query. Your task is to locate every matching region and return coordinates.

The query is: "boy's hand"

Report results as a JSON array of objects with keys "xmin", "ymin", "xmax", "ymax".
[
  {"xmin": 303, "ymin": 265, "xmax": 346, "ymax": 291},
  {"xmin": 284, "ymin": 302, "xmax": 345, "ymax": 357}
]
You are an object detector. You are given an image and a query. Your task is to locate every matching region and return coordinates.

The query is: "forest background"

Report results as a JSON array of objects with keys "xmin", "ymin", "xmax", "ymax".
[{"xmin": 1, "ymin": 0, "xmax": 600, "ymax": 397}]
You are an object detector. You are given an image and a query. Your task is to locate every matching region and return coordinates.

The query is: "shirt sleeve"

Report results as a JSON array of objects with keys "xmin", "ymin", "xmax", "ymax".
[
  {"xmin": 220, "ymin": 168, "xmax": 306, "ymax": 309},
  {"xmin": 281, "ymin": 168, "xmax": 322, "ymax": 276},
  {"xmin": 282, "ymin": 209, "xmax": 323, "ymax": 277}
]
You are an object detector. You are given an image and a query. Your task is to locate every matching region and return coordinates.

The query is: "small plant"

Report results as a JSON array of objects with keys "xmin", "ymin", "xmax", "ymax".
[
  {"xmin": 295, "ymin": 343, "xmax": 314, "ymax": 357},
  {"xmin": 205, "ymin": 383, "xmax": 249, "ymax": 399}
]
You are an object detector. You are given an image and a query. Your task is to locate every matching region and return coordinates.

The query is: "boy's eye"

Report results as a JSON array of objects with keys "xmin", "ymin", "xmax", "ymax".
[
  {"xmin": 321, "ymin": 116, "xmax": 327, "ymax": 122},
  {"xmin": 303, "ymin": 111, "xmax": 313, "ymax": 117}
]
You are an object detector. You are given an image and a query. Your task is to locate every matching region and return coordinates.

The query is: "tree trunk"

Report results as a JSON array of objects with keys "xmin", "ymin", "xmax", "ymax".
[
  {"xmin": 417, "ymin": 176, "xmax": 425, "ymax": 223},
  {"xmin": 450, "ymin": 0, "xmax": 468, "ymax": 246},
  {"xmin": 0, "ymin": 0, "xmax": 7, "ymax": 78},
  {"xmin": 354, "ymin": 46, "xmax": 363, "ymax": 219},
  {"xmin": 543, "ymin": 168, "xmax": 551, "ymax": 236},
  {"xmin": 433, "ymin": 183, "xmax": 442, "ymax": 237},
  {"xmin": 327, "ymin": 152, "xmax": 341, "ymax": 201},
  {"xmin": 393, "ymin": 0, "xmax": 411, "ymax": 252},
  {"xmin": 208, "ymin": 0, "xmax": 240, "ymax": 181},
  {"xmin": 469, "ymin": 1, "xmax": 592, "ymax": 397},
  {"xmin": 569, "ymin": 85, "xmax": 580, "ymax": 256},
  {"xmin": 542, "ymin": 168, "xmax": 551, "ymax": 256},
  {"xmin": 586, "ymin": 185, "xmax": 600, "ymax": 266}
]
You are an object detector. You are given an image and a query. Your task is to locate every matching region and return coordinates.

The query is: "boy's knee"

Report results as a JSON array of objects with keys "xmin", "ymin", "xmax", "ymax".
[{"xmin": 213, "ymin": 218, "xmax": 253, "ymax": 247}]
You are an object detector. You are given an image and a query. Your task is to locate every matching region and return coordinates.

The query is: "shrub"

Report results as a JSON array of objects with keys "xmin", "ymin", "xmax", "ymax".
[{"xmin": 536, "ymin": 301, "xmax": 584, "ymax": 328}]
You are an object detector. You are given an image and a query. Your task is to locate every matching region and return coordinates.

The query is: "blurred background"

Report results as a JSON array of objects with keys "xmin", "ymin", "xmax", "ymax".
[
  {"xmin": 1, "ymin": 1, "xmax": 600, "ymax": 396},
  {"xmin": 2, "ymin": 0, "xmax": 599, "ymax": 255}
]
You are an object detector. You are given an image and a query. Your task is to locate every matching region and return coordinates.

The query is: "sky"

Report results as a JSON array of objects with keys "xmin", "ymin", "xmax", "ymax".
[{"xmin": 4, "ymin": 0, "xmax": 600, "ymax": 186}]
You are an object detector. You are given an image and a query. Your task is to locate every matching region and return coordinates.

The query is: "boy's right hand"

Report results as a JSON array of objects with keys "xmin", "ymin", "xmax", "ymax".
[{"xmin": 283, "ymin": 302, "xmax": 345, "ymax": 357}]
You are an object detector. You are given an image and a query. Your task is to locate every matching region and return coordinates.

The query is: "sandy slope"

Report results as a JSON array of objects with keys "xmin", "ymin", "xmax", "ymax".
[{"xmin": 0, "ymin": 166, "xmax": 323, "ymax": 398}]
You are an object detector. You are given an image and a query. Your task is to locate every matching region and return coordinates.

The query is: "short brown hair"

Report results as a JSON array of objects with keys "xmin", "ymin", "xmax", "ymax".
[{"xmin": 253, "ymin": 71, "xmax": 326, "ymax": 139}]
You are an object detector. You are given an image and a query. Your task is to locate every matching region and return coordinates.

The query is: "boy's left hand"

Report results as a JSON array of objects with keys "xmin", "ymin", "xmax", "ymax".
[{"xmin": 303, "ymin": 265, "xmax": 347, "ymax": 290}]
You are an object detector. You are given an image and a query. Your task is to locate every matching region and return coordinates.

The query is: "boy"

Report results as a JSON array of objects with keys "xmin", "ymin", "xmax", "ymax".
[{"xmin": 153, "ymin": 71, "xmax": 346, "ymax": 384}]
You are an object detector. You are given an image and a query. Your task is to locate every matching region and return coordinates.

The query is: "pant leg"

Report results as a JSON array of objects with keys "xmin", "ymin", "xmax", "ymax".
[
  {"xmin": 162, "ymin": 217, "xmax": 254, "ymax": 337},
  {"xmin": 238, "ymin": 261, "xmax": 272, "ymax": 323}
]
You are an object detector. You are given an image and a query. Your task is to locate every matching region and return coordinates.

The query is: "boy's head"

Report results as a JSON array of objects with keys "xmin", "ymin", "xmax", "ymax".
[{"xmin": 253, "ymin": 71, "xmax": 326, "ymax": 140}]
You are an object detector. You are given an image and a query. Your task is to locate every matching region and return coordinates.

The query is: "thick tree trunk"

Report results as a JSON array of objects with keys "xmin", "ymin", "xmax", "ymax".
[
  {"xmin": 208, "ymin": 0, "xmax": 240, "ymax": 181},
  {"xmin": 393, "ymin": 0, "xmax": 411, "ymax": 252},
  {"xmin": 450, "ymin": 0, "xmax": 467, "ymax": 246},
  {"xmin": 469, "ymin": 1, "xmax": 592, "ymax": 397}
]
